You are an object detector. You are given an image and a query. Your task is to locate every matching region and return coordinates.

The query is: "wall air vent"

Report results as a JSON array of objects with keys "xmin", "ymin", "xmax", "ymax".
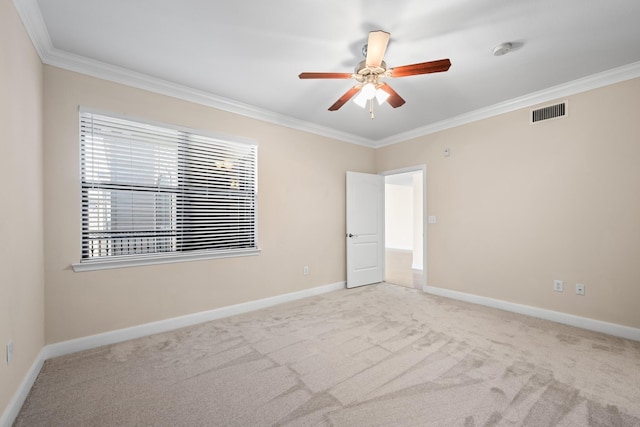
[{"xmin": 531, "ymin": 101, "xmax": 567, "ymax": 124}]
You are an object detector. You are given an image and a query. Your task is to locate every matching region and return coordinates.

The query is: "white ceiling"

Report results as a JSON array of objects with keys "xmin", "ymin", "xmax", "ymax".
[{"xmin": 17, "ymin": 0, "xmax": 640, "ymax": 147}]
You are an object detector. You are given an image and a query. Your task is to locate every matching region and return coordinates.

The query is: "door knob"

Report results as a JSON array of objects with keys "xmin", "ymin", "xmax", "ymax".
[{"xmin": 347, "ymin": 233, "xmax": 358, "ymax": 238}]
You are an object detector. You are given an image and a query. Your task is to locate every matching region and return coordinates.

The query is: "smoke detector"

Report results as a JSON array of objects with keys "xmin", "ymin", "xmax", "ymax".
[{"xmin": 493, "ymin": 42, "xmax": 513, "ymax": 56}]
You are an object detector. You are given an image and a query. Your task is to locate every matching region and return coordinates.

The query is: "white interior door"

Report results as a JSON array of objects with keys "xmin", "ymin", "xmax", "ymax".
[{"xmin": 346, "ymin": 171, "xmax": 384, "ymax": 288}]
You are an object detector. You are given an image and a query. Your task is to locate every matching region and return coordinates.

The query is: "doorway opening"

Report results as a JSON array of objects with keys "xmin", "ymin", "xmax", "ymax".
[{"xmin": 383, "ymin": 167, "xmax": 425, "ymax": 290}]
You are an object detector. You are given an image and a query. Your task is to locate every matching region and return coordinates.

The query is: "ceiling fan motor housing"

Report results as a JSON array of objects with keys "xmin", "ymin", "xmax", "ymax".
[{"xmin": 354, "ymin": 60, "xmax": 387, "ymax": 84}]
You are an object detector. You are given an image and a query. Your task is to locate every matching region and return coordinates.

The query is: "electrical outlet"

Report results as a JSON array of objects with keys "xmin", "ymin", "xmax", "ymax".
[
  {"xmin": 553, "ymin": 280, "xmax": 564, "ymax": 292},
  {"xmin": 576, "ymin": 283, "xmax": 585, "ymax": 296},
  {"xmin": 303, "ymin": 266, "xmax": 309, "ymax": 276},
  {"xmin": 6, "ymin": 341, "xmax": 13, "ymax": 365}
]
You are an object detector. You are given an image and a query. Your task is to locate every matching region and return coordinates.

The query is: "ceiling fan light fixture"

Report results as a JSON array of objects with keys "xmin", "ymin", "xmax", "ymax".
[{"xmin": 299, "ymin": 30, "xmax": 451, "ymax": 114}]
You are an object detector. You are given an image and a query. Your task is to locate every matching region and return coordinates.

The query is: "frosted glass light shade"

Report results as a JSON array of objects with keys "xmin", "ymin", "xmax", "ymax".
[
  {"xmin": 353, "ymin": 91, "xmax": 368, "ymax": 108},
  {"xmin": 375, "ymin": 88, "xmax": 390, "ymax": 105},
  {"xmin": 360, "ymin": 83, "xmax": 376, "ymax": 99}
]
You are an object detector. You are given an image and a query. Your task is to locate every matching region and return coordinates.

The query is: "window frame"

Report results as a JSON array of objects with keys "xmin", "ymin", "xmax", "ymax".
[{"xmin": 72, "ymin": 107, "xmax": 260, "ymax": 272}]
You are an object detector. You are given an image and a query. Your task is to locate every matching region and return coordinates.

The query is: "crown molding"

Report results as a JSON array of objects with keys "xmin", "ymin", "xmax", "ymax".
[
  {"xmin": 14, "ymin": 0, "xmax": 640, "ymax": 149},
  {"xmin": 372, "ymin": 60, "xmax": 640, "ymax": 147},
  {"xmin": 12, "ymin": 0, "xmax": 372, "ymax": 147},
  {"xmin": 12, "ymin": 0, "xmax": 52, "ymax": 57},
  {"xmin": 44, "ymin": 48, "xmax": 375, "ymax": 147}
]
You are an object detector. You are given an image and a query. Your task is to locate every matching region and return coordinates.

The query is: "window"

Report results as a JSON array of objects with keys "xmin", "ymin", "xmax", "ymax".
[{"xmin": 74, "ymin": 110, "xmax": 258, "ymax": 271}]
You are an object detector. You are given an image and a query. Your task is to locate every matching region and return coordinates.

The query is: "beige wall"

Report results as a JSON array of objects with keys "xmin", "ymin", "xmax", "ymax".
[
  {"xmin": 376, "ymin": 78, "xmax": 640, "ymax": 329},
  {"xmin": 0, "ymin": 0, "xmax": 45, "ymax": 417},
  {"xmin": 43, "ymin": 66, "xmax": 376, "ymax": 343}
]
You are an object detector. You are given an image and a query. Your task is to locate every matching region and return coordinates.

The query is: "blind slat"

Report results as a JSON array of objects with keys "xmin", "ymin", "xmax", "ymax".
[{"xmin": 80, "ymin": 111, "xmax": 258, "ymax": 260}]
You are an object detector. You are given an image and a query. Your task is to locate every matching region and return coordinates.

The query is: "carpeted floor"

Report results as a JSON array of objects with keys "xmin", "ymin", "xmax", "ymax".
[{"xmin": 14, "ymin": 283, "xmax": 640, "ymax": 426}]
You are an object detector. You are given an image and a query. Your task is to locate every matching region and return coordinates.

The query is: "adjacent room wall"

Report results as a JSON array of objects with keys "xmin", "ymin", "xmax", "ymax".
[
  {"xmin": 376, "ymin": 78, "xmax": 640, "ymax": 329},
  {"xmin": 385, "ymin": 183, "xmax": 414, "ymax": 250},
  {"xmin": 43, "ymin": 66, "xmax": 376, "ymax": 343},
  {"xmin": 0, "ymin": 0, "xmax": 45, "ymax": 418}
]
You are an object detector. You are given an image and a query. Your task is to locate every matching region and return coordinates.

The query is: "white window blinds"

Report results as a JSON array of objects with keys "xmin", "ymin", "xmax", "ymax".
[{"xmin": 80, "ymin": 111, "xmax": 258, "ymax": 262}]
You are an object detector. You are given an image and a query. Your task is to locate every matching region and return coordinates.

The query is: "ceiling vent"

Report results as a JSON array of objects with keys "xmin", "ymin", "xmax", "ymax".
[{"xmin": 531, "ymin": 101, "xmax": 567, "ymax": 124}]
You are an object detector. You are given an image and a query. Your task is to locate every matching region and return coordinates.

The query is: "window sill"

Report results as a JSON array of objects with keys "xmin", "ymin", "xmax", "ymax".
[{"xmin": 71, "ymin": 248, "xmax": 261, "ymax": 272}]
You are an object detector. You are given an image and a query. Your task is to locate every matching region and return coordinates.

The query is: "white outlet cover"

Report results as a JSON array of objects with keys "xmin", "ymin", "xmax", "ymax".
[
  {"xmin": 428, "ymin": 216, "xmax": 437, "ymax": 224},
  {"xmin": 553, "ymin": 280, "xmax": 564, "ymax": 292}
]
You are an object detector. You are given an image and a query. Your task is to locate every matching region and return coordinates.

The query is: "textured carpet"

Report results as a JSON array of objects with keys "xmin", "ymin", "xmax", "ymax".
[{"xmin": 15, "ymin": 283, "xmax": 640, "ymax": 426}]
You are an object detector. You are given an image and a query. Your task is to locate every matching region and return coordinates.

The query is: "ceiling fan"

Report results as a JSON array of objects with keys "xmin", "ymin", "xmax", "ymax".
[{"xmin": 299, "ymin": 30, "xmax": 451, "ymax": 117}]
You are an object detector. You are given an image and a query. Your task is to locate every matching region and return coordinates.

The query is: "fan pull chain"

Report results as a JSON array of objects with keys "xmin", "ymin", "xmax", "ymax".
[{"xmin": 369, "ymin": 98, "xmax": 375, "ymax": 119}]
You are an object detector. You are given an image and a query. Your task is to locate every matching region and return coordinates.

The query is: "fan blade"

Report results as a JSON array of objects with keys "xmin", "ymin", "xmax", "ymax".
[
  {"xmin": 365, "ymin": 30, "xmax": 390, "ymax": 68},
  {"xmin": 299, "ymin": 72, "xmax": 353, "ymax": 79},
  {"xmin": 329, "ymin": 86, "xmax": 361, "ymax": 111},
  {"xmin": 378, "ymin": 83, "xmax": 405, "ymax": 108},
  {"xmin": 389, "ymin": 59, "xmax": 451, "ymax": 78}
]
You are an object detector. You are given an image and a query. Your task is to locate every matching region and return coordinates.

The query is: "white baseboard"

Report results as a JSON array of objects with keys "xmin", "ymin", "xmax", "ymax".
[
  {"xmin": 1, "ymin": 281, "xmax": 345, "ymax": 427},
  {"xmin": 44, "ymin": 281, "xmax": 345, "ymax": 359},
  {"xmin": 0, "ymin": 349, "xmax": 46, "ymax": 427},
  {"xmin": 423, "ymin": 285, "xmax": 640, "ymax": 342}
]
